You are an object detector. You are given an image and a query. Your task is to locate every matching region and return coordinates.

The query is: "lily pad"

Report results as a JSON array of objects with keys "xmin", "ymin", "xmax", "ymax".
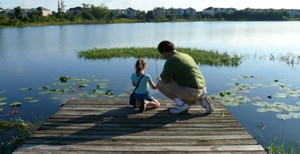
[
  {"xmin": 289, "ymin": 112, "xmax": 300, "ymax": 119},
  {"xmin": 51, "ymin": 96, "xmax": 59, "ymax": 100},
  {"xmin": 0, "ymin": 97, "xmax": 8, "ymax": 101},
  {"xmin": 10, "ymin": 102, "xmax": 22, "ymax": 107},
  {"xmin": 274, "ymin": 93, "xmax": 288, "ymax": 98},
  {"xmin": 20, "ymin": 88, "xmax": 32, "ymax": 91},
  {"xmin": 92, "ymin": 89, "xmax": 105, "ymax": 94},
  {"xmin": 253, "ymin": 101, "xmax": 270, "ymax": 107},
  {"xmin": 241, "ymin": 75, "xmax": 255, "ymax": 78},
  {"xmin": 0, "ymin": 90, "xmax": 6, "ymax": 94},
  {"xmin": 0, "ymin": 108, "xmax": 3, "ymax": 112},
  {"xmin": 96, "ymin": 83, "xmax": 108, "ymax": 89},
  {"xmin": 100, "ymin": 79, "xmax": 110, "ymax": 82},
  {"xmin": 288, "ymin": 93, "xmax": 299, "ymax": 98},
  {"xmin": 226, "ymin": 83, "xmax": 236, "ymax": 86},
  {"xmin": 0, "ymin": 102, "xmax": 7, "ymax": 106},
  {"xmin": 87, "ymin": 94, "xmax": 98, "ymax": 98},
  {"xmin": 38, "ymin": 91, "xmax": 50, "ymax": 95},
  {"xmin": 42, "ymin": 86, "xmax": 49, "ymax": 90},
  {"xmin": 257, "ymin": 108, "xmax": 269, "ymax": 112},
  {"xmin": 59, "ymin": 76, "xmax": 69, "ymax": 83},
  {"xmin": 269, "ymin": 107, "xmax": 283, "ymax": 112},
  {"xmin": 77, "ymin": 92, "xmax": 89, "ymax": 97},
  {"xmin": 28, "ymin": 99, "xmax": 39, "ymax": 103},
  {"xmin": 283, "ymin": 105, "xmax": 300, "ymax": 112},
  {"xmin": 24, "ymin": 97, "xmax": 34, "ymax": 100},
  {"xmin": 78, "ymin": 83, "xmax": 88, "ymax": 88},
  {"xmin": 251, "ymin": 96, "xmax": 262, "ymax": 101},
  {"xmin": 276, "ymin": 114, "xmax": 291, "ymax": 120},
  {"xmin": 105, "ymin": 90, "xmax": 114, "ymax": 96},
  {"xmin": 48, "ymin": 88, "xmax": 65, "ymax": 94},
  {"xmin": 118, "ymin": 93, "xmax": 130, "ymax": 97}
]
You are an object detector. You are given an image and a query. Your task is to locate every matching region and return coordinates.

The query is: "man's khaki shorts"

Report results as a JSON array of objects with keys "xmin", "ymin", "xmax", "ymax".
[{"xmin": 157, "ymin": 81, "xmax": 206, "ymax": 105}]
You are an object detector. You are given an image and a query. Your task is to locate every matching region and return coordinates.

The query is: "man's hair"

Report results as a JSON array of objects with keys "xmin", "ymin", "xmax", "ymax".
[{"xmin": 157, "ymin": 40, "xmax": 175, "ymax": 54}]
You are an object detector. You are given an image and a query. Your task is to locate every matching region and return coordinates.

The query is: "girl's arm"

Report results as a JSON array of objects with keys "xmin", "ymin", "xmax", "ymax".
[
  {"xmin": 148, "ymin": 79, "xmax": 157, "ymax": 89},
  {"xmin": 132, "ymin": 80, "xmax": 136, "ymax": 87}
]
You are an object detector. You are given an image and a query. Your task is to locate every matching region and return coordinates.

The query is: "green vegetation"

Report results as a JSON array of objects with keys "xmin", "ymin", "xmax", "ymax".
[
  {"xmin": 0, "ymin": 118, "xmax": 43, "ymax": 153},
  {"xmin": 78, "ymin": 47, "xmax": 241, "ymax": 67},
  {"xmin": 211, "ymin": 74, "xmax": 300, "ymax": 120},
  {"xmin": 267, "ymin": 139, "xmax": 300, "ymax": 154},
  {"xmin": 1, "ymin": 3, "xmax": 299, "ymax": 27},
  {"xmin": 0, "ymin": 4, "xmax": 114, "ymax": 26},
  {"xmin": 227, "ymin": 9, "xmax": 290, "ymax": 21}
]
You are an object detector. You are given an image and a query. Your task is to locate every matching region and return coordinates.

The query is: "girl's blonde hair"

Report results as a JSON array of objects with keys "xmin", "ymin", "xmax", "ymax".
[{"xmin": 135, "ymin": 58, "xmax": 147, "ymax": 77}]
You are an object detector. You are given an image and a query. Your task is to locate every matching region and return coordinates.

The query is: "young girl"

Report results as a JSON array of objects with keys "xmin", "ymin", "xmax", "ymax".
[{"xmin": 130, "ymin": 58, "xmax": 160, "ymax": 112}]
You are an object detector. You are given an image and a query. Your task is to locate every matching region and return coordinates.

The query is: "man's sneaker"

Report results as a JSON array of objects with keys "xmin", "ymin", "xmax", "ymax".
[
  {"xmin": 197, "ymin": 96, "xmax": 214, "ymax": 114},
  {"xmin": 169, "ymin": 102, "xmax": 190, "ymax": 114},
  {"xmin": 139, "ymin": 99, "xmax": 147, "ymax": 113}
]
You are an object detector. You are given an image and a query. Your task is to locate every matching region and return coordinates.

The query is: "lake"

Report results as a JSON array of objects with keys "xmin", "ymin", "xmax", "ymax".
[{"xmin": 0, "ymin": 21, "xmax": 300, "ymax": 149}]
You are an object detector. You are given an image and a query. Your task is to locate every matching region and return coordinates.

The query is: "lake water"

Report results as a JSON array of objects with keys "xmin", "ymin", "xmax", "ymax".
[{"xmin": 0, "ymin": 21, "xmax": 300, "ymax": 149}]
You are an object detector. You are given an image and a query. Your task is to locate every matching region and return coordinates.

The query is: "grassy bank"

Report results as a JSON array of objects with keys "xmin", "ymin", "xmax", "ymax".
[{"xmin": 78, "ymin": 47, "xmax": 241, "ymax": 67}]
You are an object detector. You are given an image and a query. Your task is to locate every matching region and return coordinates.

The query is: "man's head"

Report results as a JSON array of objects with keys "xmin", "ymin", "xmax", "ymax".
[{"xmin": 157, "ymin": 40, "xmax": 175, "ymax": 54}]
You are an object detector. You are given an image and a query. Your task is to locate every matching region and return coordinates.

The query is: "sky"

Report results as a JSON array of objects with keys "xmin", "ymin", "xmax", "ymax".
[{"xmin": 1, "ymin": 0, "xmax": 300, "ymax": 11}]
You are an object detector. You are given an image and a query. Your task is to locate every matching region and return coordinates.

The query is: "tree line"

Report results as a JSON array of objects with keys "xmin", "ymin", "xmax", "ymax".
[
  {"xmin": 0, "ymin": 4, "xmax": 298, "ymax": 26},
  {"xmin": 0, "ymin": 4, "xmax": 114, "ymax": 26}
]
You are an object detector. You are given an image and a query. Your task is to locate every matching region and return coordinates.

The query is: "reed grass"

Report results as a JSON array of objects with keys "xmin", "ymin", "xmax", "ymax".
[
  {"xmin": 78, "ymin": 47, "xmax": 241, "ymax": 67},
  {"xmin": 0, "ymin": 118, "xmax": 44, "ymax": 153},
  {"xmin": 267, "ymin": 139, "xmax": 299, "ymax": 154}
]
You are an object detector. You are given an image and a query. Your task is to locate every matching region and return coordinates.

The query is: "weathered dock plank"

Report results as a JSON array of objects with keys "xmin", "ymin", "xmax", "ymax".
[{"xmin": 14, "ymin": 98, "xmax": 266, "ymax": 153}]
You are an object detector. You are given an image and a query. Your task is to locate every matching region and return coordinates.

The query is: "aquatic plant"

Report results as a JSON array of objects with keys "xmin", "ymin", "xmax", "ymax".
[
  {"xmin": 267, "ymin": 138, "xmax": 300, "ymax": 154},
  {"xmin": 77, "ymin": 47, "xmax": 242, "ymax": 67},
  {"xmin": 59, "ymin": 76, "xmax": 69, "ymax": 83},
  {"xmin": 211, "ymin": 74, "xmax": 300, "ymax": 120},
  {"xmin": 0, "ymin": 118, "xmax": 44, "ymax": 153}
]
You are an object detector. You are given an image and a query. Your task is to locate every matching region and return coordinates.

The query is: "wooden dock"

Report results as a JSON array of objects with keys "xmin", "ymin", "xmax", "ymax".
[{"xmin": 14, "ymin": 98, "xmax": 266, "ymax": 153}]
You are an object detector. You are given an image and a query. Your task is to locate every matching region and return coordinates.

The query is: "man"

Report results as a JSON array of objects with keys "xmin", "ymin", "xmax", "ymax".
[{"xmin": 156, "ymin": 40, "xmax": 214, "ymax": 114}]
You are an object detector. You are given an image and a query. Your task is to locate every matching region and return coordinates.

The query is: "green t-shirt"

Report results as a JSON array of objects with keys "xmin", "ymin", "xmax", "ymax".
[{"xmin": 160, "ymin": 52, "xmax": 205, "ymax": 87}]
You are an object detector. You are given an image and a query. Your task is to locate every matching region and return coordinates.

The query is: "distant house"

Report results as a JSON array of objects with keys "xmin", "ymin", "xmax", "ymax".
[
  {"xmin": 125, "ymin": 7, "xmax": 136, "ymax": 18},
  {"xmin": 222, "ymin": 8, "xmax": 237, "ymax": 14},
  {"xmin": 247, "ymin": 8, "xmax": 275, "ymax": 12},
  {"xmin": 36, "ymin": 7, "xmax": 52, "ymax": 16},
  {"xmin": 112, "ymin": 7, "xmax": 136, "ymax": 18},
  {"xmin": 202, "ymin": 7, "xmax": 215, "ymax": 16},
  {"xmin": 0, "ymin": 7, "xmax": 51, "ymax": 16},
  {"xmin": 203, "ymin": 7, "xmax": 237, "ymax": 17},
  {"xmin": 113, "ymin": 9, "xmax": 124, "ymax": 17},
  {"xmin": 185, "ymin": 7, "xmax": 197, "ymax": 18},
  {"xmin": 1, "ymin": 9, "xmax": 15, "ymax": 15},
  {"xmin": 154, "ymin": 7, "xmax": 196, "ymax": 19},
  {"xmin": 286, "ymin": 9, "xmax": 300, "ymax": 17},
  {"xmin": 24, "ymin": 8, "xmax": 37, "ymax": 15},
  {"xmin": 68, "ymin": 7, "xmax": 82, "ymax": 15}
]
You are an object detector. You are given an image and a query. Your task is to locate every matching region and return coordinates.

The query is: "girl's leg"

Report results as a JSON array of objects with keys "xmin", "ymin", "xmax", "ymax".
[{"xmin": 146, "ymin": 99, "xmax": 160, "ymax": 108}]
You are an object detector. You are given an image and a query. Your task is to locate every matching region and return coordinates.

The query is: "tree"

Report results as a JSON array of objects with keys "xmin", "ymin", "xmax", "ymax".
[
  {"xmin": 57, "ymin": 0, "xmax": 61, "ymax": 13},
  {"xmin": 14, "ymin": 6, "xmax": 25, "ymax": 21},
  {"xmin": 167, "ymin": 8, "xmax": 176, "ymax": 20},
  {"xmin": 0, "ymin": 14, "xmax": 11, "ymax": 25},
  {"xmin": 90, "ymin": 4, "xmax": 113, "ymax": 22},
  {"xmin": 81, "ymin": 3, "xmax": 94, "ymax": 20},
  {"xmin": 135, "ymin": 10, "xmax": 146, "ymax": 21},
  {"xmin": 145, "ymin": 11, "xmax": 153, "ymax": 21},
  {"xmin": 60, "ymin": 0, "xmax": 65, "ymax": 13}
]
